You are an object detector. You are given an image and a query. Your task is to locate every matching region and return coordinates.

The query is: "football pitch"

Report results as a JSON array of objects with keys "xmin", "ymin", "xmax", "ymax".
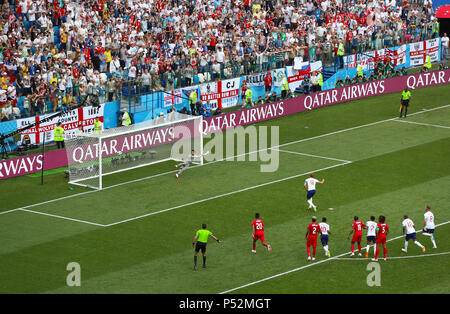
[{"xmin": 0, "ymin": 84, "xmax": 449, "ymax": 294}]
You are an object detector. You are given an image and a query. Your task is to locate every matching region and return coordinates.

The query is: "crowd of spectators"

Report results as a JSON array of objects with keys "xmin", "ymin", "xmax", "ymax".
[{"xmin": 0, "ymin": 0, "xmax": 441, "ymax": 122}]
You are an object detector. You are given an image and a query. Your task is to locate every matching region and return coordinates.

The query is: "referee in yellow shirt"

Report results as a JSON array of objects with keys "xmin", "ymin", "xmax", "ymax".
[
  {"xmin": 399, "ymin": 87, "xmax": 411, "ymax": 118},
  {"xmin": 192, "ymin": 224, "xmax": 221, "ymax": 270}
]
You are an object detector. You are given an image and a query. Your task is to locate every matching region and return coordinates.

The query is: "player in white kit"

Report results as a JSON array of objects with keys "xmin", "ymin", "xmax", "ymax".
[
  {"xmin": 303, "ymin": 174, "xmax": 325, "ymax": 211},
  {"xmin": 319, "ymin": 217, "xmax": 331, "ymax": 257},
  {"xmin": 365, "ymin": 216, "xmax": 378, "ymax": 258},
  {"xmin": 422, "ymin": 205, "xmax": 437, "ymax": 248},
  {"xmin": 401, "ymin": 214, "xmax": 426, "ymax": 253}
]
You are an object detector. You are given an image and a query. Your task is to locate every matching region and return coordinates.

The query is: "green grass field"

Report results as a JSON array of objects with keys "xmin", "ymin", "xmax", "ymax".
[{"xmin": 0, "ymin": 83, "xmax": 449, "ymax": 294}]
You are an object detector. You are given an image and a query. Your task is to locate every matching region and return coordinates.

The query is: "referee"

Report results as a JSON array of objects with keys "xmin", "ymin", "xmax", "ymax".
[
  {"xmin": 399, "ymin": 87, "xmax": 411, "ymax": 118},
  {"xmin": 192, "ymin": 224, "xmax": 221, "ymax": 270}
]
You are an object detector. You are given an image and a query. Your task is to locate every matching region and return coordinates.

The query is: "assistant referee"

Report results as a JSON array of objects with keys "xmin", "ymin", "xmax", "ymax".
[
  {"xmin": 192, "ymin": 224, "xmax": 221, "ymax": 270},
  {"xmin": 399, "ymin": 87, "xmax": 411, "ymax": 118}
]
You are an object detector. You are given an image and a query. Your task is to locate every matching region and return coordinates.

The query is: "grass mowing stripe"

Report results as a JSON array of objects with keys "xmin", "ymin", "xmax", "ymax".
[{"xmin": 219, "ymin": 221, "xmax": 450, "ymax": 294}]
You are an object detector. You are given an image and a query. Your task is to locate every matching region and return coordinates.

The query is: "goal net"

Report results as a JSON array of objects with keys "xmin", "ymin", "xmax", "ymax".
[{"xmin": 65, "ymin": 112, "xmax": 203, "ymax": 190}]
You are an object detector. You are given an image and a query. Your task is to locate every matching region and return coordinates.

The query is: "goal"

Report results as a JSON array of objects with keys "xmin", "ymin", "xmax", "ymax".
[{"xmin": 65, "ymin": 112, "xmax": 204, "ymax": 190}]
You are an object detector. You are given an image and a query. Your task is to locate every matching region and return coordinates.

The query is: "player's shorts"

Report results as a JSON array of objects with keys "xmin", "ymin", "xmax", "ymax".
[
  {"xmin": 264, "ymin": 85, "xmax": 271, "ymax": 93},
  {"xmin": 306, "ymin": 190, "xmax": 316, "ymax": 199},
  {"xmin": 367, "ymin": 236, "xmax": 376, "ymax": 243},
  {"xmin": 352, "ymin": 234, "xmax": 362, "ymax": 243},
  {"xmin": 405, "ymin": 232, "xmax": 416, "ymax": 241},
  {"xmin": 376, "ymin": 236, "xmax": 386, "ymax": 245},
  {"xmin": 423, "ymin": 228, "xmax": 434, "ymax": 234},
  {"xmin": 401, "ymin": 99, "xmax": 409, "ymax": 106},
  {"xmin": 195, "ymin": 242, "xmax": 207, "ymax": 253},
  {"xmin": 253, "ymin": 232, "xmax": 265, "ymax": 243},
  {"xmin": 307, "ymin": 237, "xmax": 318, "ymax": 247},
  {"xmin": 321, "ymin": 235, "xmax": 329, "ymax": 245}
]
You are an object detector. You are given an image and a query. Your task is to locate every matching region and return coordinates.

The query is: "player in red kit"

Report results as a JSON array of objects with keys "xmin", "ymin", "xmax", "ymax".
[
  {"xmin": 373, "ymin": 215, "xmax": 389, "ymax": 261},
  {"xmin": 347, "ymin": 216, "xmax": 367, "ymax": 256},
  {"xmin": 306, "ymin": 216, "xmax": 321, "ymax": 261},
  {"xmin": 252, "ymin": 213, "xmax": 271, "ymax": 253}
]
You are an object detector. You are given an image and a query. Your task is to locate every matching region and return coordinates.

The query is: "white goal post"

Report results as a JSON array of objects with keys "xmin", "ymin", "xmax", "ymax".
[{"xmin": 64, "ymin": 112, "xmax": 204, "ymax": 190}]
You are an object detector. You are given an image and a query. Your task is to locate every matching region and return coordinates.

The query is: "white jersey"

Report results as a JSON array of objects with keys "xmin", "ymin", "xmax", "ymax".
[
  {"xmin": 402, "ymin": 218, "xmax": 416, "ymax": 234},
  {"xmin": 366, "ymin": 221, "xmax": 378, "ymax": 237},
  {"xmin": 424, "ymin": 211, "xmax": 435, "ymax": 229},
  {"xmin": 305, "ymin": 178, "xmax": 319, "ymax": 191},
  {"xmin": 319, "ymin": 222, "xmax": 330, "ymax": 235}
]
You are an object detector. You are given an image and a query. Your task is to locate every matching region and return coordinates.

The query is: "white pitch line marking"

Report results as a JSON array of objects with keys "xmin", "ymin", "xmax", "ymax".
[
  {"xmin": 18, "ymin": 208, "xmax": 107, "ymax": 227},
  {"xmin": 273, "ymin": 148, "xmax": 352, "ymax": 163},
  {"xmin": 335, "ymin": 251, "xmax": 450, "ymax": 260},
  {"xmin": 2, "ymin": 103, "xmax": 450, "ymax": 226},
  {"xmin": 392, "ymin": 119, "xmax": 450, "ymax": 129}
]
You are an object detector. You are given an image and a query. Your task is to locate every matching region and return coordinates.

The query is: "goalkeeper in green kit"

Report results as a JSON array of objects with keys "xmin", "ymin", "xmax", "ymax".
[{"xmin": 192, "ymin": 224, "xmax": 221, "ymax": 270}]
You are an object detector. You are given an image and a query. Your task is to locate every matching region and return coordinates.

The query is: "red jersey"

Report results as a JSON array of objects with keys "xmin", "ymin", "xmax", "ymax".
[
  {"xmin": 252, "ymin": 219, "xmax": 265, "ymax": 234},
  {"xmin": 307, "ymin": 223, "xmax": 320, "ymax": 239},
  {"xmin": 352, "ymin": 221, "xmax": 366, "ymax": 235},
  {"xmin": 377, "ymin": 223, "xmax": 389, "ymax": 238}
]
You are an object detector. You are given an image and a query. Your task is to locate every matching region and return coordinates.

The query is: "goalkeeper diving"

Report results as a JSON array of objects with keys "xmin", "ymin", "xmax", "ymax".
[{"xmin": 175, "ymin": 149, "xmax": 209, "ymax": 179}]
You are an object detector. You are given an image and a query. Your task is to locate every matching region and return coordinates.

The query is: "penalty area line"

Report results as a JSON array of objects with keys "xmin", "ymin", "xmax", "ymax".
[
  {"xmin": 2, "ymin": 104, "xmax": 449, "ymax": 225},
  {"xmin": 392, "ymin": 119, "xmax": 450, "ymax": 129},
  {"xmin": 273, "ymin": 148, "xmax": 352, "ymax": 163}
]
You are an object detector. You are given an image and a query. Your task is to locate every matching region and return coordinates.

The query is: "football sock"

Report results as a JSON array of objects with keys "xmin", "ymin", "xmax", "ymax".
[
  {"xmin": 358, "ymin": 244, "xmax": 361, "ymax": 253},
  {"xmin": 383, "ymin": 248, "xmax": 387, "ymax": 258},
  {"xmin": 253, "ymin": 243, "xmax": 256, "ymax": 250},
  {"xmin": 203, "ymin": 256, "xmax": 206, "ymax": 267},
  {"xmin": 312, "ymin": 247, "xmax": 316, "ymax": 257},
  {"xmin": 194, "ymin": 256, "xmax": 197, "ymax": 267},
  {"xmin": 307, "ymin": 199, "xmax": 313, "ymax": 207},
  {"xmin": 373, "ymin": 245, "xmax": 376, "ymax": 255},
  {"xmin": 351, "ymin": 243, "xmax": 355, "ymax": 253},
  {"xmin": 323, "ymin": 245, "xmax": 328, "ymax": 253},
  {"xmin": 404, "ymin": 241, "xmax": 408, "ymax": 250},
  {"xmin": 375, "ymin": 247, "xmax": 379, "ymax": 259},
  {"xmin": 404, "ymin": 108, "xmax": 407, "ymax": 117},
  {"xmin": 422, "ymin": 232, "xmax": 431, "ymax": 237},
  {"xmin": 366, "ymin": 245, "xmax": 370, "ymax": 253},
  {"xmin": 307, "ymin": 246, "xmax": 310, "ymax": 257}
]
